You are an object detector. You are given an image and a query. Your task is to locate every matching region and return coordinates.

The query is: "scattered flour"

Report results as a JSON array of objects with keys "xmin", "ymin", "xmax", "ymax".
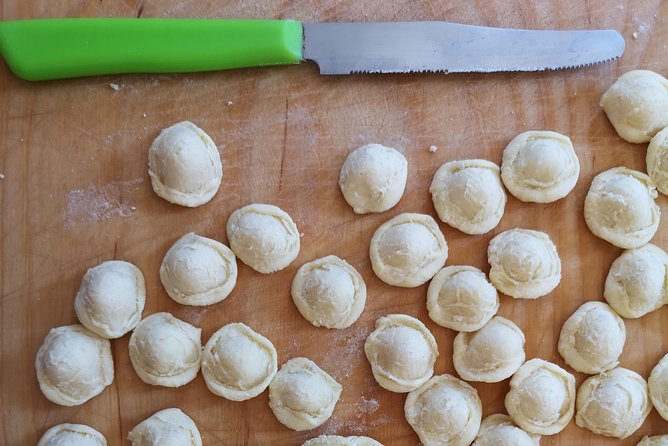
[
  {"xmin": 0, "ymin": 173, "xmax": 4, "ymax": 180},
  {"xmin": 179, "ymin": 306, "xmax": 208, "ymax": 326},
  {"xmin": 429, "ymin": 145, "xmax": 438, "ymax": 153},
  {"xmin": 227, "ymin": 101, "xmax": 234, "ymax": 106},
  {"xmin": 632, "ymin": 31, "xmax": 639, "ymax": 39},
  {"xmin": 64, "ymin": 178, "xmax": 143, "ymax": 227},
  {"xmin": 109, "ymin": 83, "xmax": 120, "ymax": 91},
  {"xmin": 319, "ymin": 326, "xmax": 370, "ymax": 380}
]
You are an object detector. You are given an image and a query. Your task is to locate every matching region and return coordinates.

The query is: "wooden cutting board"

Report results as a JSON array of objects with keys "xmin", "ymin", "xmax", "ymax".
[{"xmin": 2, "ymin": 1, "xmax": 667, "ymax": 445}]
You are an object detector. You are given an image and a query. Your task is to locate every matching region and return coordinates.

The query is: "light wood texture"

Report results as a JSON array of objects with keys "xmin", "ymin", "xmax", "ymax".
[{"xmin": 2, "ymin": 1, "xmax": 667, "ymax": 445}]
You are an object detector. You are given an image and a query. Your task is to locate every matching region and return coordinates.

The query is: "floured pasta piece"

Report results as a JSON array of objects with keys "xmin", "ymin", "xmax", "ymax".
[
  {"xmin": 649, "ymin": 353, "xmax": 668, "ymax": 421},
  {"xmin": 38, "ymin": 423, "xmax": 107, "ymax": 446},
  {"xmin": 584, "ymin": 167, "xmax": 660, "ymax": 249},
  {"xmin": 472, "ymin": 414, "xmax": 540, "ymax": 446},
  {"xmin": 647, "ymin": 126, "xmax": 668, "ymax": 196},
  {"xmin": 575, "ymin": 367, "xmax": 651, "ymax": 438},
  {"xmin": 128, "ymin": 408, "xmax": 202, "ymax": 446},
  {"xmin": 302, "ymin": 435, "xmax": 384, "ymax": 446},
  {"xmin": 637, "ymin": 436, "xmax": 668, "ymax": 446}
]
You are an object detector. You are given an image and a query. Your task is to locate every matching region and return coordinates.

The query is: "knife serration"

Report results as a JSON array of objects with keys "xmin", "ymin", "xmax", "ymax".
[{"xmin": 302, "ymin": 22, "xmax": 625, "ymax": 75}]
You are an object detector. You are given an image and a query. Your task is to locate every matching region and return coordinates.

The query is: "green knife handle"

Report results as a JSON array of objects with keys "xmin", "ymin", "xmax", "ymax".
[{"xmin": 0, "ymin": 18, "xmax": 303, "ymax": 81}]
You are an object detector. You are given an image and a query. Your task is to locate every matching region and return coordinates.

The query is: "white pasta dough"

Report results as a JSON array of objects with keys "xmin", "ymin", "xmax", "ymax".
[
  {"xmin": 501, "ymin": 130, "xmax": 580, "ymax": 203},
  {"xmin": 647, "ymin": 126, "xmax": 668, "ymax": 195},
  {"xmin": 339, "ymin": 143, "xmax": 408, "ymax": 214},
  {"xmin": 38, "ymin": 423, "xmax": 107, "ymax": 446},
  {"xmin": 649, "ymin": 353, "xmax": 668, "ymax": 422},
  {"xmin": 638, "ymin": 436, "xmax": 668, "ymax": 446},
  {"xmin": 472, "ymin": 414, "xmax": 540, "ymax": 446},
  {"xmin": 74, "ymin": 260, "xmax": 145, "ymax": 339},
  {"xmin": 128, "ymin": 408, "xmax": 202, "ymax": 446},
  {"xmin": 429, "ymin": 159, "xmax": 506, "ymax": 234},
  {"xmin": 35, "ymin": 324, "xmax": 114, "ymax": 406},
  {"xmin": 584, "ymin": 167, "xmax": 660, "ymax": 249},
  {"xmin": 302, "ymin": 435, "xmax": 384, "ymax": 446},
  {"xmin": 148, "ymin": 121, "xmax": 222, "ymax": 207}
]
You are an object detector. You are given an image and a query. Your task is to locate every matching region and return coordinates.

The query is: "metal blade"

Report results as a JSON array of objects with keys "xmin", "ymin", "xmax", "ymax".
[{"xmin": 302, "ymin": 21, "xmax": 624, "ymax": 75}]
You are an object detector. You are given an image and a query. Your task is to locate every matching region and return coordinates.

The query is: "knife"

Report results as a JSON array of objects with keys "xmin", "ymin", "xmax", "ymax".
[{"xmin": 0, "ymin": 19, "xmax": 624, "ymax": 81}]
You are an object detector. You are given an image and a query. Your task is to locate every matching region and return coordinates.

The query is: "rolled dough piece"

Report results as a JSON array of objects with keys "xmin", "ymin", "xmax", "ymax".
[
  {"xmin": 472, "ymin": 414, "xmax": 540, "ymax": 446},
  {"xmin": 74, "ymin": 260, "xmax": 146, "ymax": 339},
  {"xmin": 584, "ymin": 167, "xmax": 660, "ymax": 249},
  {"xmin": 38, "ymin": 423, "xmax": 107, "ymax": 446},
  {"xmin": 202, "ymin": 322, "xmax": 277, "ymax": 401},
  {"xmin": 505, "ymin": 358, "xmax": 576, "ymax": 435},
  {"xmin": 160, "ymin": 232, "xmax": 237, "ymax": 306},
  {"xmin": 148, "ymin": 121, "xmax": 222, "ymax": 207},
  {"xmin": 339, "ymin": 143, "xmax": 408, "ymax": 214},
  {"xmin": 226, "ymin": 203, "xmax": 300, "ymax": 274},
  {"xmin": 501, "ymin": 130, "xmax": 580, "ymax": 203},
  {"xmin": 128, "ymin": 408, "xmax": 202, "ymax": 446},
  {"xmin": 269, "ymin": 357, "xmax": 342, "ymax": 431},
  {"xmin": 364, "ymin": 314, "xmax": 438, "ymax": 393},
  {"xmin": 638, "ymin": 436, "xmax": 668, "ymax": 446},
  {"xmin": 600, "ymin": 70, "xmax": 668, "ymax": 143},
  {"xmin": 129, "ymin": 312, "xmax": 201, "ymax": 388},
  {"xmin": 453, "ymin": 316, "xmax": 526, "ymax": 383},
  {"xmin": 487, "ymin": 228, "xmax": 561, "ymax": 299},
  {"xmin": 649, "ymin": 353, "xmax": 668, "ymax": 421},
  {"xmin": 302, "ymin": 435, "xmax": 384, "ymax": 446},
  {"xmin": 369, "ymin": 213, "xmax": 448, "ymax": 288},
  {"xmin": 429, "ymin": 159, "xmax": 506, "ymax": 234},
  {"xmin": 427, "ymin": 265, "xmax": 499, "ymax": 332},
  {"xmin": 575, "ymin": 367, "xmax": 651, "ymax": 438},
  {"xmin": 558, "ymin": 301, "xmax": 626, "ymax": 374},
  {"xmin": 404, "ymin": 374, "xmax": 482, "ymax": 446},
  {"xmin": 35, "ymin": 324, "xmax": 114, "ymax": 406},
  {"xmin": 648, "ymin": 126, "xmax": 668, "ymax": 196},
  {"xmin": 291, "ymin": 255, "xmax": 366, "ymax": 329}
]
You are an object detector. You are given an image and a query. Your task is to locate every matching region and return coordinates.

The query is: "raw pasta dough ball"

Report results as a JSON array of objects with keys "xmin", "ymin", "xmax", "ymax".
[
  {"xmin": 269, "ymin": 357, "xmax": 342, "ymax": 431},
  {"xmin": 339, "ymin": 143, "xmax": 408, "ymax": 214},
  {"xmin": 404, "ymin": 374, "xmax": 482, "ymax": 446},
  {"xmin": 302, "ymin": 435, "xmax": 384, "ymax": 446},
  {"xmin": 429, "ymin": 159, "xmax": 506, "ymax": 234},
  {"xmin": 74, "ymin": 260, "xmax": 145, "ymax": 339},
  {"xmin": 584, "ymin": 167, "xmax": 660, "ymax": 249},
  {"xmin": 600, "ymin": 70, "xmax": 668, "ymax": 143},
  {"xmin": 472, "ymin": 414, "xmax": 540, "ymax": 446},
  {"xmin": 202, "ymin": 322, "xmax": 277, "ymax": 401},
  {"xmin": 369, "ymin": 213, "xmax": 448, "ymax": 288},
  {"xmin": 291, "ymin": 255, "xmax": 366, "ymax": 329},
  {"xmin": 505, "ymin": 358, "xmax": 575, "ymax": 435},
  {"xmin": 364, "ymin": 314, "xmax": 438, "ymax": 393},
  {"xmin": 128, "ymin": 408, "xmax": 202, "ymax": 446},
  {"xmin": 575, "ymin": 367, "xmax": 651, "ymax": 438},
  {"xmin": 638, "ymin": 436, "xmax": 668, "ymax": 446},
  {"xmin": 501, "ymin": 130, "xmax": 580, "ymax": 203},
  {"xmin": 558, "ymin": 301, "xmax": 626, "ymax": 374},
  {"xmin": 129, "ymin": 312, "xmax": 201, "ymax": 387},
  {"xmin": 35, "ymin": 325, "xmax": 114, "ymax": 406},
  {"xmin": 648, "ymin": 126, "xmax": 668, "ymax": 195},
  {"xmin": 453, "ymin": 316, "xmax": 525, "ymax": 383},
  {"xmin": 226, "ymin": 203, "xmax": 300, "ymax": 274},
  {"xmin": 427, "ymin": 265, "xmax": 499, "ymax": 332},
  {"xmin": 649, "ymin": 353, "xmax": 668, "ymax": 421},
  {"xmin": 487, "ymin": 228, "xmax": 561, "ymax": 299},
  {"xmin": 148, "ymin": 121, "xmax": 222, "ymax": 207},
  {"xmin": 38, "ymin": 423, "xmax": 107, "ymax": 446},
  {"xmin": 160, "ymin": 232, "xmax": 237, "ymax": 306}
]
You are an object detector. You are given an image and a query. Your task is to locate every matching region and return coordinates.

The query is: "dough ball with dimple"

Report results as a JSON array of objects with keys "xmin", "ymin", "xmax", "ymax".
[
  {"xmin": 160, "ymin": 232, "xmax": 237, "ymax": 306},
  {"xmin": 649, "ymin": 353, "xmax": 668, "ymax": 421},
  {"xmin": 339, "ymin": 143, "xmax": 408, "ymax": 214},
  {"xmin": 647, "ymin": 126, "xmax": 668, "ymax": 195},
  {"xmin": 487, "ymin": 228, "xmax": 561, "ymax": 299},
  {"xmin": 364, "ymin": 314, "xmax": 438, "ymax": 393},
  {"xmin": 638, "ymin": 436, "xmax": 668, "ymax": 446},
  {"xmin": 128, "ymin": 408, "xmax": 202, "ymax": 446},
  {"xmin": 148, "ymin": 121, "xmax": 222, "ymax": 207},
  {"xmin": 472, "ymin": 414, "xmax": 540, "ymax": 446},
  {"xmin": 291, "ymin": 255, "xmax": 366, "ymax": 329},
  {"xmin": 302, "ymin": 435, "xmax": 384, "ymax": 446},
  {"xmin": 404, "ymin": 374, "xmax": 482, "ymax": 446},
  {"xmin": 576, "ymin": 367, "xmax": 651, "ymax": 438},
  {"xmin": 74, "ymin": 260, "xmax": 145, "ymax": 339},
  {"xmin": 202, "ymin": 322, "xmax": 277, "ymax": 401},
  {"xmin": 129, "ymin": 312, "xmax": 201, "ymax": 388},
  {"xmin": 226, "ymin": 203, "xmax": 300, "ymax": 274},
  {"xmin": 604, "ymin": 244, "xmax": 668, "ymax": 318},
  {"xmin": 453, "ymin": 316, "xmax": 525, "ymax": 383},
  {"xmin": 505, "ymin": 358, "xmax": 576, "ymax": 435},
  {"xmin": 35, "ymin": 324, "xmax": 114, "ymax": 406},
  {"xmin": 269, "ymin": 357, "xmax": 342, "ymax": 431},
  {"xmin": 584, "ymin": 167, "xmax": 660, "ymax": 249},
  {"xmin": 370, "ymin": 213, "xmax": 448, "ymax": 288},
  {"xmin": 600, "ymin": 70, "xmax": 668, "ymax": 143},
  {"xmin": 427, "ymin": 265, "xmax": 499, "ymax": 332},
  {"xmin": 501, "ymin": 130, "xmax": 580, "ymax": 203},
  {"xmin": 558, "ymin": 301, "xmax": 625, "ymax": 374},
  {"xmin": 429, "ymin": 159, "xmax": 506, "ymax": 234},
  {"xmin": 38, "ymin": 423, "xmax": 107, "ymax": 446}
]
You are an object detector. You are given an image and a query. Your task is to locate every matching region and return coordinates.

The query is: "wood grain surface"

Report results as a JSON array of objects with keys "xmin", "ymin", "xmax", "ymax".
[{"xmin": 2, "ymin": 1, "xmax": 668, "ymax": 445}]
